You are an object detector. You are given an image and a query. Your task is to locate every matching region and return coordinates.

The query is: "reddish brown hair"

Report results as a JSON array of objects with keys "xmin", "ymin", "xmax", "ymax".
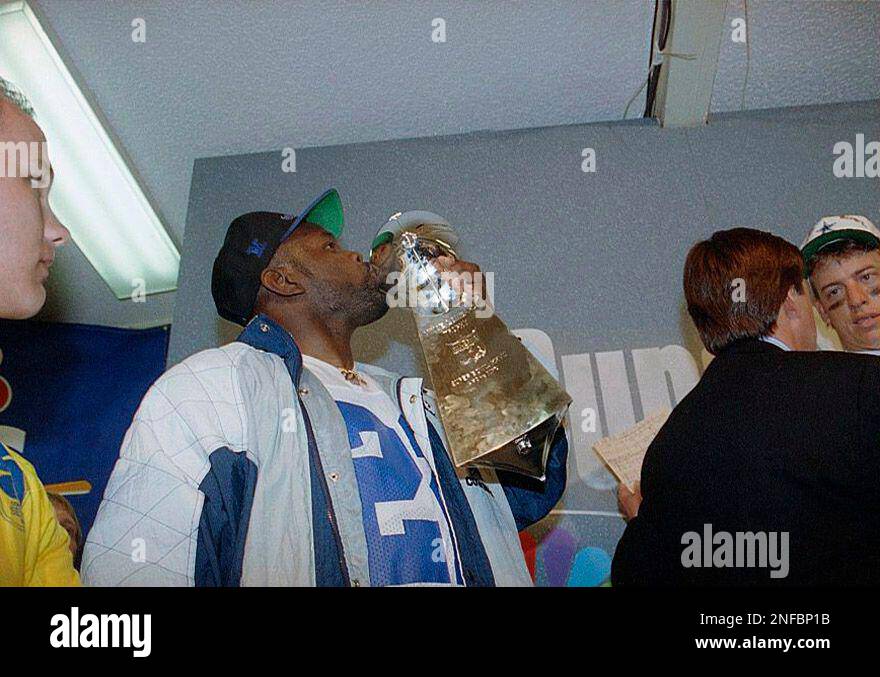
[{"xmin": 684, "ymin": 228, "xmax": 805, "ymax": 354}]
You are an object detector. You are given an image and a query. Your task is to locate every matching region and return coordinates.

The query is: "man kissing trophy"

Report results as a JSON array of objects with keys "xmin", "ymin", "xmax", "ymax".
[{"xmin": 370, "ymin": 210, "xmax": 571, "ymax": 480}]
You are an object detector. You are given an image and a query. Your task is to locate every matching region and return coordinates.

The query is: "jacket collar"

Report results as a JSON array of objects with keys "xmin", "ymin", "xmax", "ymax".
[
  {"xmin": 716, "ymin": 336, "xmax": 786, "ymax": 356},
  {"xmin": 236, "ymin": 314, "xmax": 418, "ymax": 401},
  {"xmin": 236, "ymin": 314, "xmax": 304, "ymax": 386}
]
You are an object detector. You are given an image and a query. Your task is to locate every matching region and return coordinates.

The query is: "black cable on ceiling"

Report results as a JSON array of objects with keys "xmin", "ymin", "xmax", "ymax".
[{"xmin": 643, "ymin": 0, "xmax": 673, "ymax": 118}]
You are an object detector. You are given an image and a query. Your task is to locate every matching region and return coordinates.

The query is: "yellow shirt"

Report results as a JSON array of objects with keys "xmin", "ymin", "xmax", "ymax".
[{"xmin": 0, "ymin": 443, "xmax": 80, "ymax": 586}]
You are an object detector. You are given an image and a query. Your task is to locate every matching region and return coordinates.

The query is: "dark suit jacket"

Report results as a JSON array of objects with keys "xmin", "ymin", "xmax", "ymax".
[{"xmin": 612, "ymin": 338, "xmax": 880, "ymax": 586}]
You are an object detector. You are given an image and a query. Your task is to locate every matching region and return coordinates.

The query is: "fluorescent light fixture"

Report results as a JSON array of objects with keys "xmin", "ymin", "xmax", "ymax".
[{"xmin": 0, "ymin": 0, "xmax": 179, "ymax": 299}]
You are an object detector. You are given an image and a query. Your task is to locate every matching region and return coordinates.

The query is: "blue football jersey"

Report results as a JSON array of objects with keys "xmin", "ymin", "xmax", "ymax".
[{"xmin": 303, "ymin": 356, "xmax": 463, "ymax": 586}]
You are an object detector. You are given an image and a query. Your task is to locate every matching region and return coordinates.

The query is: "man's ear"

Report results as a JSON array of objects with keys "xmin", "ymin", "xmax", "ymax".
[
  {"xmin": 782, "ymin": 284, "xmax": 810, "ymax": 321},
  {"xmin": 782, "ymin": 286, "xmax": 799, "ymax": 317},
  {"xmin": 260, "ymin": 266, "xmax": 305, "ymax": 298}
]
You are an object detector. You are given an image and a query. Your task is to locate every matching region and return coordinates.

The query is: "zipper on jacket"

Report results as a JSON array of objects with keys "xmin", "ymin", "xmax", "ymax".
[{"xmin": 299, "ymin": 395, "xmax": 351, "ymax": 586}]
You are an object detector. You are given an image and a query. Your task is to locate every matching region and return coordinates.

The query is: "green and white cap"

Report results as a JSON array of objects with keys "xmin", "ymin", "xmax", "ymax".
[{"xmin": 800, "ymin": 214, "xmax": 880, "ymax": 272}]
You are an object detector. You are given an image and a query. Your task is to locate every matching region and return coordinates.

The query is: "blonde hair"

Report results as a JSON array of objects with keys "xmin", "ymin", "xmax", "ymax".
[
  {"xmin": 0, "ymin": 76, "xmax": 35, "ymax": 119},
  {"xmin": 47, "ymin": 492, "xmax": 83, "ymax": 562}
]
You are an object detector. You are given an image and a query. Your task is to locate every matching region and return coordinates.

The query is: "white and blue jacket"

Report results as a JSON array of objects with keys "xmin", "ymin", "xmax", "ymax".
[{"xmin": 81, "ymin": 315, "xmax": 567, "ymax": 586}]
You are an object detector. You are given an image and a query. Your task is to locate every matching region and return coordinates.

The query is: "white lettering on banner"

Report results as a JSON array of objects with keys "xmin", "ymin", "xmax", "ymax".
[
  {"xmin": 596, "ymin": 350, "xmax": 638, "ymax": 446},
  {"xmin": 559, "ymin": 352, "xmax": 605, "ymax": 487},
  {"xmin": 520, "ymin": 330, "xmax": 701, "ymax": 490},
  {"xmin": 511, "ymin": 329, "xmax": 559, "ymax": 378},
  {"xmin": 633, "ymin": 346, "xmax": 701, "ymax": 418}
]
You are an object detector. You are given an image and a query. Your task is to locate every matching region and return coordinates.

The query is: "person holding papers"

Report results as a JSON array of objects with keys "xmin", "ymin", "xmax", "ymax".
[{"xmin": 612, "ymin": 228, "xmax": 880, "ymax": 586}]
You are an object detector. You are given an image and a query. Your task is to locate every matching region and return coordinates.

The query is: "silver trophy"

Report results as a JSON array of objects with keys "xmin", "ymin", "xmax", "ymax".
[{"xmin": 371, "ymin": 210, "xmax": 571, "ymax": 480}]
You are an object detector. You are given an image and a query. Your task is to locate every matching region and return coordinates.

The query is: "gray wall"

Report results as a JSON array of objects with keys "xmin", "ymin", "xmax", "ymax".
[{"xmin": 171, "ymin": 99, "xmax": 880, "ymax": 578}]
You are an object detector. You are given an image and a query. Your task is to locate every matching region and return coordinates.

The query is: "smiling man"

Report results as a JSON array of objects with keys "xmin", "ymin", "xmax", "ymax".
[
  {"xmin": 0, "ymin": 77, "xmax": 79, "ymax": 586},
  {"xmin": 83, "ymin": 188, "xmax": 567, "ymax": 586},
  {"xmin": 801, "ymin": 215, "xmax": 880, "ymax": 354}
]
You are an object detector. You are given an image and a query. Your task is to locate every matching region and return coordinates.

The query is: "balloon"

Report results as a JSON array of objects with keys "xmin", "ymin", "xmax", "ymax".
[
  {"xmin": 566, "ymin": 546, "xmax": 612, "ymax": 587},
  {"xmin": 539, "ymin": 527, "xmax": 577, "ymax": 587}
]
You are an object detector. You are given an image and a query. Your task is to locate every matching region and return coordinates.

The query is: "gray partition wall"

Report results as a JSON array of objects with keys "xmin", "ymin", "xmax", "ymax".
[{"xmin": 172, "ymin": 100, "xmax": 879, "ymax": 585}]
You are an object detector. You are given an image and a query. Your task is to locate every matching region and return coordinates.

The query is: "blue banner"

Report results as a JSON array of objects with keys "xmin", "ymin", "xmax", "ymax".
[{"xmin": 0, "ymin": 320, "xmax": 168, "ymax": 538}]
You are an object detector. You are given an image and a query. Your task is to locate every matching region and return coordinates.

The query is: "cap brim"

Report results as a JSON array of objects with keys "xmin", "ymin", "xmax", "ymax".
[
  {"xmin": 802, "ymin": 229, "xmax": 880, "ymax": 271},
  {"xmin": 370, "ymin": 231, "xmax": 393, "ymax": 254},
  {"xmin": 280, "ymin": 188, "xmax": 344, "ymax": 242}
]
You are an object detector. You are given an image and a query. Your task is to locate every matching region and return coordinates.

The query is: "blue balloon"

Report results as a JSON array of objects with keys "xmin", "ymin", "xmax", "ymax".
[{"xmin": 566, "ymin": 547, "xmax": 612, "ymax": 587}]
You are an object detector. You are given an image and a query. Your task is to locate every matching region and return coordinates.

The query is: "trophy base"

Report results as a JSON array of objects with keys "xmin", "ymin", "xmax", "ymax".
[{"xmin": 467, "ymin": 415, "xmax": 563, "ymax": 481}]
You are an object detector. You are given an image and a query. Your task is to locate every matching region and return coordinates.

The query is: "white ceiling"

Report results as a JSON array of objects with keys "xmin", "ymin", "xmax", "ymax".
[{"xmin": 22, "ymin": 0, "xmax": 880, "ymax": 328}]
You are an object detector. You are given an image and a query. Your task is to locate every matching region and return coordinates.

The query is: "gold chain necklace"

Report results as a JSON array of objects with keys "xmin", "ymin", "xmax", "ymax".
[{"xmin": 339, "ymin": 367, "xmax": 367, "ymax": 387}]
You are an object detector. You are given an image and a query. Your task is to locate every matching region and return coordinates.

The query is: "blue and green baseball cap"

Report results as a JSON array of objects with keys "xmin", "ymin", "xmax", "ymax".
[{"xmin": 212, "ymin": 188, "xmax": 344, "ymax": 325}]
